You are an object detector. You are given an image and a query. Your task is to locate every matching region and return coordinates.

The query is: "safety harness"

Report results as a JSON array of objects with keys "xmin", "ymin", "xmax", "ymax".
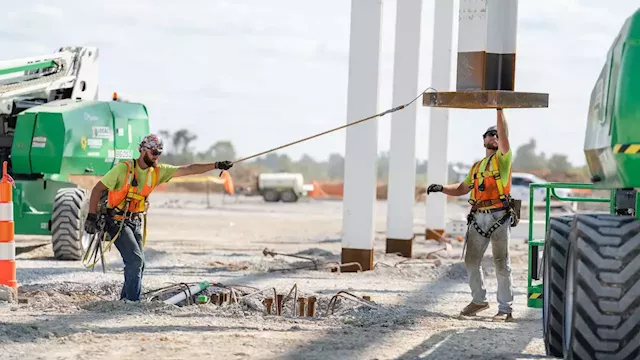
[
  {"xmin": 466, "ymin": 154, "xmax": 516, "ymax": 239},
  {"xmin": 82, "ymin": 160, "xmax": 157, "ymax": 270}
]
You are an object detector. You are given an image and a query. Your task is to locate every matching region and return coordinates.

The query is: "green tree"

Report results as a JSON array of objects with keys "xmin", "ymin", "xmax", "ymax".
[
  {"xmin": 548, "ymin": 154, "xmax": 572, "ymax": 174},
  {"xmin": 514, "ymin": 138, "xmax": 547, "ymax": 171}
]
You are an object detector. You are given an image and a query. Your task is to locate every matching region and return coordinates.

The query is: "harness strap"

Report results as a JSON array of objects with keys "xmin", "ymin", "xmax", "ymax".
[
  {"xmin": 469, "ymin": 210, "xmax": 511, "ymax": 238},
  {"xmin": 491, "ymin": 155, "xmax": 509, "ymax": 206}
]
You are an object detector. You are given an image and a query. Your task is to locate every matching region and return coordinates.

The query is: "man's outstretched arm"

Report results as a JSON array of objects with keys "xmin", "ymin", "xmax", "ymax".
[
  {"xmin": 173, "ymin": 161, "xmax": 233, "ymax": 178},
  {"xmin": 427, "ymin": 182, "xmax": 472, "ymax": 197},
  {"xmin": 496, "ymin": 109, "xmax": 510, "ymax": 155}
]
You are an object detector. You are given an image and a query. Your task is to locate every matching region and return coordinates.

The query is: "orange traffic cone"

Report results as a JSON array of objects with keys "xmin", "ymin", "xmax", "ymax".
[{"xmin": 0, "ymin": 161, "xmax": 16, "ymax": 289}]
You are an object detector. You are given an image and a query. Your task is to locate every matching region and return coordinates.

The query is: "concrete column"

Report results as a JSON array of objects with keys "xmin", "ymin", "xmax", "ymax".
[
  {"xmin": 341, "ymin": 0, "xmax": 383, "ymax": 272},
  {"xmin": 386, "ymin": 0, "xmax": 423, "ymax": 258},
  {"xmin": 425, "ymin": 0, "xmax": 455, "ymax": 240}
]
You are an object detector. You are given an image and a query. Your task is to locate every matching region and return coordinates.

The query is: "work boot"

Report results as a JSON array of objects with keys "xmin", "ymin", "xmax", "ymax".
[
  {"xmin": 460, "ymin": 301, "xmax": 489, "ymax": 316},
  {"xmin": 492, "ymin": 311, "xmax": 513, "ymax": 322}
]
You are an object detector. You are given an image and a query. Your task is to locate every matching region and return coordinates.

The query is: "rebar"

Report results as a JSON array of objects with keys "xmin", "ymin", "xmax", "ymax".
[
  {"xmin": 326, "ymin": 291, "xmax": 379, "ymax": 316},
  {"xmin": 393, "ymin": 246, "xmax": 447, "ymax": 267},
  {"xmin": 324, "ymin": 261, "xmax": 363, "ymax": 273},
  {"xmin": 264, "ymin": 298, "xmax": 273, "ymax": 314},
  {"xmin": 281, "ymin": 284, "xmax": 298, "ymax": 316},
  {"xmin": 262, "ymin": 248, "xmax": 319, "ymax": 268},
  {"xmin": 297, "ymin": 298, "xmax": 306, "ymax": 317},
  {"xmin": 276, "ymin": 294, "xmax": 284, "ymax": 315},
  {"xmin": 307, "ymin": 296, "xmax": 316, "ymax": 317}
]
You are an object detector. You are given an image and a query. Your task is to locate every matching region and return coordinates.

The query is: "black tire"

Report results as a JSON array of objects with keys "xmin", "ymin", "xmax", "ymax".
[
  {"xmin": 563, "ymin": 213, "xmax": 640, "ymax": 360},
  {"xmin": 280, "ymin": 189, "xmax": 298, "ymax": 203},
  {"xmin": 262, "ymin": 189, "xmax": 280, "ymax": 202},
  {"xmin": 51, "ymin": 188, "xmax": 88, "ymax": 260},
  {"xmin": 542, "ymin": 215, "xmax": 574, "ymax": 358}
]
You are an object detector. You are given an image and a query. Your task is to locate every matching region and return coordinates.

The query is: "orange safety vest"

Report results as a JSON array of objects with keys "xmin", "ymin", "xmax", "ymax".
[
  {"xmin": 468, "ymin": 153, "xmax": 511, "ymax": 209},
  {"xmin": 107, "ymin": 159, "xmax": 159, "ymax": 216}
]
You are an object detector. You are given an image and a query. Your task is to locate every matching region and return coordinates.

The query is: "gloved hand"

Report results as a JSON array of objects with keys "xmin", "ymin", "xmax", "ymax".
[
  {"xmin": 215, "ymin": 160, "xmax": 233, "ymax": 170},
  {"xmin": 427, "ymin": 184, "xmax": 443, "ymax": 194},
  {"xmin": 84, "ymin": 213, "xmax": 98, "ymax": 234}
]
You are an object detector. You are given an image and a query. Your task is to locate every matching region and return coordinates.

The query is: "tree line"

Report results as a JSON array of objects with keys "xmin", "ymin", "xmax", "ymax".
[{"xmin": 157, "ymin": 128, "xmax": 589, "ymax": 184}]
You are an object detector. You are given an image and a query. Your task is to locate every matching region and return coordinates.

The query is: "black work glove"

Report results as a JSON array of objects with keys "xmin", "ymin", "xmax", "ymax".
[
  {"xmin": 84, "ymin": 213, "xmax": 98, "ymax": 234},
  {"xmin": 215, "ymin": 160, "xmax": 233, "ymax": 170},
  {"xmin": 427, "ymin": 184, "xmax": 443, "ymax": 194}
]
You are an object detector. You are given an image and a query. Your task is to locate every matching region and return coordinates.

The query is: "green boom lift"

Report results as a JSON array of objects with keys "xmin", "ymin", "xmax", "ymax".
[
  {"xmin": 527, "ymin": 9, "xmax": 640, "ymax": 359},
  {"xmin": 0, "ymin": 46, "xmax": 150, "ymax": 260}
]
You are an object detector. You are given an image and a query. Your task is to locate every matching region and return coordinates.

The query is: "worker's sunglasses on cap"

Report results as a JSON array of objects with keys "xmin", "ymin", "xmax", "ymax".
[{"xmin": 483, "ymin": 130, "xmax": 498, "ymax": 138}]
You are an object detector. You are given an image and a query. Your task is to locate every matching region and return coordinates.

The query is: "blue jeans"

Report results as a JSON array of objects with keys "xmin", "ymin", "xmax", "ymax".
[
  {"xmin": 106, "ymin": 216, "xmax": 145, "ymax": 301},
  {"xmin": 464, "ymin": 210, "xmax": 514, "ymax": 314}
]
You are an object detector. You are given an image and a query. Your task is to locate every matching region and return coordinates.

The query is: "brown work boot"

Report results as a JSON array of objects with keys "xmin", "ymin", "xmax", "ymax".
[
  {"xmin": 492, "ymin": 311, "xmax": 513, "ymax": 322},
  {"xmin": 460, "ymin": 301, "xmax": 489, "ymax": 316}
]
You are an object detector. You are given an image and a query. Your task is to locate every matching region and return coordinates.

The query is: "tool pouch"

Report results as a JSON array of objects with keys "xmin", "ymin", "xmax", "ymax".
[{"xmin": 509, "ymin": 198, "xmax": 521, "ymax": 227}]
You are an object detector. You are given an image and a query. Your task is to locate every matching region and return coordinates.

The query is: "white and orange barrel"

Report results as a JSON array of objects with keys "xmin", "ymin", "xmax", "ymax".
[{"xmin": 0, "ymin": 161, "xmax": 16, "ymax": 289}]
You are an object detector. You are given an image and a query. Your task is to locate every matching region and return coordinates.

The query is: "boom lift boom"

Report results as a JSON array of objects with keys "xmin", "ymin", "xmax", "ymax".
[{"xmin": 0, "ymin": 46, "xmax": 150, "ymax": 261}]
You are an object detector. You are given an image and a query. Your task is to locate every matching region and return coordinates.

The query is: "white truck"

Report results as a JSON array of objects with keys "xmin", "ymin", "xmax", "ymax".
[{"xmin": 257, "ymin": 172, "xmax": 305, "ymax": 202}]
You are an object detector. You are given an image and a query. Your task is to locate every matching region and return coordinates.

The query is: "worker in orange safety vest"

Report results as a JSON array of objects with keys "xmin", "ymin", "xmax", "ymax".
[
  {"xmin": 426, "ymin": 109, "xmax": 518, "ymax": 322},
  {"xmin": 83, "ymin": 134, "xmax": 233, "ymax": 301}
]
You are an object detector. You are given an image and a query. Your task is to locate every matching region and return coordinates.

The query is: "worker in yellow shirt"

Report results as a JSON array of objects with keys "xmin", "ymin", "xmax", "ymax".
[
  {"xmin": 83, "ymin": 134, "xmax": 233, "ymax": 301},
  {"xmin": 427, "ymin": 109, "xmax": 516, "ymax": 322}
]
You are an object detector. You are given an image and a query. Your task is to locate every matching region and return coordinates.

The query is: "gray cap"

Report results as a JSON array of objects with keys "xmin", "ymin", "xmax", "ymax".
[{"xmin": 483, "ymin": 125, "xmax": 497, "ymax": 137}]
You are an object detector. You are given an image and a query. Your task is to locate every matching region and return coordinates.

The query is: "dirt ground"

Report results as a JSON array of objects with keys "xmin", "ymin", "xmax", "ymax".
[{"xmin": 1, "ymin": 193, "xmax": 555, "ymax": 360}]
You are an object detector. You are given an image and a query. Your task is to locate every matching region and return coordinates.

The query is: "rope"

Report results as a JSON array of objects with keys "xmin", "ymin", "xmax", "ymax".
[{"xmin": 229, "ymin": 87, "xmax": 438, "ymax": 165}]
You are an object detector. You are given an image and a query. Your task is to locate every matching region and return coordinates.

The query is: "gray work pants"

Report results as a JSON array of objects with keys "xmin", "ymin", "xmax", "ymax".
[{"xmin": 464, "ymin": 209, "xmax": 514, "ymax": 314}]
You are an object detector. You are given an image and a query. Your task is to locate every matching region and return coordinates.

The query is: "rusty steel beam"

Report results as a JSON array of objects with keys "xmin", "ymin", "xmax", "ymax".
[
  {"xmin": 422, "ymin": 90, "xmax": 549, "ymax": 109},
  {"xmin": 423, "ymin": 0, "xmax": 549, "ymax": 110}
]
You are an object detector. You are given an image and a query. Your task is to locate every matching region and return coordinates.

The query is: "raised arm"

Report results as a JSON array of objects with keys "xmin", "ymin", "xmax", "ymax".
[
  {"xmin": 173, "ymin": 161, "xmax": 233, "ymax": 178},
  {"xmin": 496, "ymin": 109, "xmax": 510, "ymax": 154}
]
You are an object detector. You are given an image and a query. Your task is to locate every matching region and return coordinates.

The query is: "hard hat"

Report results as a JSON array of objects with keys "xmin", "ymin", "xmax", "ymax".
[
  {"xmin": 139, "ymin": 134, "xmax": 164, "ymax": 153},
  {"xmin": 483, "ymin": 125, "xmax": 497, "ymax": 138}
]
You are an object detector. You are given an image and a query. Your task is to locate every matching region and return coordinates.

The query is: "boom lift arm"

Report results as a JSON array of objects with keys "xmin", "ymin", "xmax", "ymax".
[{"xmin": 0, "ymin": 46, "xmax": 99, "ymax": 171}]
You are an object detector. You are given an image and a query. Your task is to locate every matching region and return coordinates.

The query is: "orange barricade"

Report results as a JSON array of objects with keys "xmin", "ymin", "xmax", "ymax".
[{"xmin": 0, "ymin": 161, "xmax": 16, "ymax": 289}]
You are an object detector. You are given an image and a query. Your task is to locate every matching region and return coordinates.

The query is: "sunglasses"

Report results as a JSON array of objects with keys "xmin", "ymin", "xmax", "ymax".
[
  {"xmin": 149, "ymin": 149, "xmax": 162, "ymax": 156},
  {"xmin": 483, "ymin": 131, "xmax": 498, "ymax": 138}
]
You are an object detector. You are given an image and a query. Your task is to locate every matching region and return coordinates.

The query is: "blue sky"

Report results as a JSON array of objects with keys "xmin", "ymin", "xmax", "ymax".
[{"xmin": 2, "ymin": 1, "xmax": 638, "ymax": 167}]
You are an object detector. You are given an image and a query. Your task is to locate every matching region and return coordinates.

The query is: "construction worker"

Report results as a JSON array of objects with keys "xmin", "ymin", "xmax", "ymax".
[
  {"xmin": 83, "ymin": 134, "xmax": 233, "ymax": 301},
  {"xmin": 426, "ymin": 109, "xmax": 515, "ymax": 322}
]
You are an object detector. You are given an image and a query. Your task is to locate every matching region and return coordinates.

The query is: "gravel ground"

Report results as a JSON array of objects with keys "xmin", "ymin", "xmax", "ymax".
[{"xmin": 1, "ymin": 193, "xmax": 555, "ymax": 360}]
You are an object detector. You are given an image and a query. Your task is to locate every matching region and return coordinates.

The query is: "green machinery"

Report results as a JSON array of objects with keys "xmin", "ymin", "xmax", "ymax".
[
  {"xmin": 0, "ymin": 46, "xmax": 150, "ymax": 260},
  {"xmin": 527, "ymin": 9, "xmax": 640, "ymax": 359}
]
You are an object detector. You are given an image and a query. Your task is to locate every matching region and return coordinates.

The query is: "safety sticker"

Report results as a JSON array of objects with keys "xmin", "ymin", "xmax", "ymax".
[
  {"xmin": 88, "ymin": 138, "xmax": 102, "ymax": 149},
  {"xmin": 106, "ymin": 149, "xmax": 115, "ymax": 162},
  {"xmin": 32, "ymin": 136, "xmax": 47, "ymax": 148},
  {"xmin": 613, "ymin": 144, "xmax": 640, "ymax": 154},
  {"xmin": 115, "ymin": 149, "xmax": 132, "ymax": 159},
  {"xmin": 92, "ymin": 126, "xmax": 112, "ymax": 139}
]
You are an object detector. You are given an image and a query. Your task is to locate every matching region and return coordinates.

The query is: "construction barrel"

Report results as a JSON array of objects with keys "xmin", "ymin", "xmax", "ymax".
[{"xmin": 0, "ymin": 161, "xmax": 16, "ymax": 289}]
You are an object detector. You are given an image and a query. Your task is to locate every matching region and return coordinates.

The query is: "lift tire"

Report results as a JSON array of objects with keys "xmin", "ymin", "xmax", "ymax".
[
  {"xmin": 51, "ymin": 188, "xmax": 88, "ymax": 260},
  {"xmin": 563, "ymin": 214, "xmax": 640, "ymax": 360},
  {"xmin": 542, "ymin": 215, "xmax": 574, "ymax": 358}
]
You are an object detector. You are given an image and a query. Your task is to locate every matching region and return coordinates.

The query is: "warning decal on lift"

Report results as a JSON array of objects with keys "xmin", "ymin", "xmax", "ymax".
[{"xmin": 32, "ymin": 136, "xmax": 47, "ymax": 148}]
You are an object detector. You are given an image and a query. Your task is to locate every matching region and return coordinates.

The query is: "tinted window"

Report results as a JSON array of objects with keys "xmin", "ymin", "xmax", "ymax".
[{"xmin": 512, "ymin": 177, "xmax": 533, "ymax": 186}]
